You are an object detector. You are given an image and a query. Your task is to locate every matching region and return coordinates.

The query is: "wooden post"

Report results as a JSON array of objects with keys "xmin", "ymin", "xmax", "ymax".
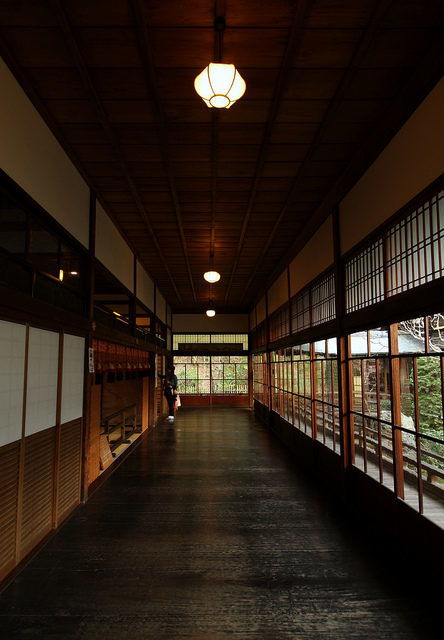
[{"xmin": 389, "ymin": 323, "xmax": 405, "ymax": 499}]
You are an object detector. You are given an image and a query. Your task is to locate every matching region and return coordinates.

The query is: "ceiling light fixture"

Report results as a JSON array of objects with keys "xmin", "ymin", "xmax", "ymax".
[
  {"xmin": 206, "ymin": 309, "xmax": 216, "ymax": 317},
  {"xmin": 203, "ymin": 252, "xmax": 220, "ymax": 283},
  {"xmin": 204, "ymin": 270, "xmax": 220, "ymax": 283},
  {"xmin": 194, "ymin": 16, "xmax": 246, "ymax": 109}
]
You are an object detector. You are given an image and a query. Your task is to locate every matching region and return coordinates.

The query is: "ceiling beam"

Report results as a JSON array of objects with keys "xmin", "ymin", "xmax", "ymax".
[
  {"xmin": 240, "ymin": 0, "xmax": 395, "ymax": 303},
  {"xmin": 223, "ymin": 0, "xmax": 314, "ymax": 305},
  {"xmin": 256, "ymin": 31, "xmax": 444, "ymax": 301},
  {"xmin": 48, "ymin": 0, "xmax": 183, "ymax": 305},
  {"xmin": 130, "ymin": 0, "xmax": 197, "ymax": 305}
]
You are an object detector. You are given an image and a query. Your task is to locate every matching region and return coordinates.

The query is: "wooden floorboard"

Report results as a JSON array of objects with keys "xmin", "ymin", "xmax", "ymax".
[{"xmin": 0, "ymin": 407, "xmax": 440, "ymax": 639}]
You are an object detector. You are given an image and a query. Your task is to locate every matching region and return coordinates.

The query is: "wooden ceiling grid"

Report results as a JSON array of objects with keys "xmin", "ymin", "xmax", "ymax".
[{"xmin": 0, "ymin": 0, "xmax": 443, "ymax": 313}]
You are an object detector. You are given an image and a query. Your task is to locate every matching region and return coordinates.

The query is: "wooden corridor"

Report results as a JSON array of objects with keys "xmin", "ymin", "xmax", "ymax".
[{"xmin": 0, "ymin": 407, "xmax": 440, "ymax": 639}]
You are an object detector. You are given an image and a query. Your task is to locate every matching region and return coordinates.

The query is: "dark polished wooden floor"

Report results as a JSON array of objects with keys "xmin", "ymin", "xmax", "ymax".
[{"xmin": 0, "ymin": 408, "xmax": 440, "ymax": 639}]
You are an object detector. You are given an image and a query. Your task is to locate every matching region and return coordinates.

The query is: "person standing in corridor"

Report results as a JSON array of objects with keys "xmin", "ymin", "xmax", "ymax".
[{"xmin": 163, "ymin": 365, "xmax": 178, "ymax": 422}]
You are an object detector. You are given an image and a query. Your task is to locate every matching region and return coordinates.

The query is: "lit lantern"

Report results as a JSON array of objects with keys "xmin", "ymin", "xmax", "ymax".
[{"xmin": 194, "ymin": 63, "xmax": 246, "ymax": 109}]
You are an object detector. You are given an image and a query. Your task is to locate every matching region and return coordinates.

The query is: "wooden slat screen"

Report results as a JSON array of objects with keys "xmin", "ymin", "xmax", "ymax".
[
  {"xmin": 19, "ymin": 428, "xmax": 56, "ymax": 558},
  {"xmin": 0, "ymin": 441, "xmax": 20, "ymax": 581},
  {"xmin": 57, "ymin": 419, "xmax": 82, "ymax": 525}
]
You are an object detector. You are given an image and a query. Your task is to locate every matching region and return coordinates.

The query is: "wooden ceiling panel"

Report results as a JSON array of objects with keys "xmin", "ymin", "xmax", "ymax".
[
  {"xmin": 63, "ymin": 0, "xmax": 133, "ymax": 26},
  {"xmin": 45, "ymin": 99, "xmax": 99, "ymax": 123},
  {"xmin": 336, "ymin": 99, "xmax": 389, "ymax": 124},
  {"xmin": 145, "ymin": 0, "xmax": 213, "ymax": 27},
  {"xmin": 311, "ymin": 143, "xmax": 359, "ymax": 162},
  {"xmin": 344, "ymin": 69, "xmax": 408, "ymax": 100},
  {"xmin": 223, "ymin": 29, "xmax": 288, "ymax": 69},
  {"xmin": 0, "ymin": 1, "xmax": 57, "ymax": 26},
  {"xmin": 276, "ymin": 100, "xmax": 329, "ymax": 123},
  {"xmin": 60, "ymin": 123, "xmax": 110, "ymax": 144},
  {"xmin": 358, "ymin": 28, "xmax": 433, "ymax": 69},
  {"xmin": 382, "ymin": 0, "xmax": 444, "ymax": 28},
  {"xmin": 112, "ymin": 123, "xmax": 160, "ymax": 144},
  {"xmin": 0, "ymin": 0, "xmax": 441, "ymax": 313},
  {"xmin": 265, "ymin": 144, "xmax": 309, "ymax": 162},
  {"xmin": 75, "ymin": 28, "xmax": 141, "ymax": 67},
  {"xmin": 262, "ymin": 162, "xmax": 301, "ymax": 178},
  {"xmin": 283, "ymin": 69, "xmax": 344, "ymax": 100},
  {"xmin": 102, "ymin": 100, "xmax": 155, "ymax": 123},
  {"xmin": 73, "ymin": 144, "xmax": 117, "ymax": 163},
  {"xmin": 90, "ymin": 68, "xmax": 151, "ymax": 100},
  {"xmin": 293, "ymin": 29, "xmax": 364, "ymax": 68},
  {"xmin": 25, "ymin": 68, "xmax": 87, "ymax": 100},
  {"xmin": 0, "ymin": 27, "xmax": 73, "ymax": 67},
  {"xmin": 225, "ymin": 1, "xmax": 296, "ymax": 28},
  {"xmin": 270, "ymin": 123, "xmax": 320, "ymax": 144},
  {"xmin": 150, "ymin": 28, "xmax": 214, "ymax": 67},
  {"xmin": 121, "ymin": 145, "xmax": 164, "ymax": 162},
  {"xmin": 306, "ymin": 0, "xmax": 377, "ymax": 29}
]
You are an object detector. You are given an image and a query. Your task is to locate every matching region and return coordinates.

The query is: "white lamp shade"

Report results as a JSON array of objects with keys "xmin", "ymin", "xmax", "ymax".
[
  {"xmin": 203, "ymin": 270, "xmax": 221, "ymax": 283},
  {"xmin": 206, "ymin": 309, "xmax": 216, "ymax": 317},
  {"xmin": 194, "ymin": 63, "xmax": 246, "ymax": 109}
]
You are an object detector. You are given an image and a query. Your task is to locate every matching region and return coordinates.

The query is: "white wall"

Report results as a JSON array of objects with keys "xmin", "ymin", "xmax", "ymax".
[
  {"xmin": 95, "ymin": 201, "xmax": 134, "ymax": 292},
  {"xmin": 256, "ymin": 296, "xmax": 266, "ymax": 324},
  {"xmin": 0, "ymin": 320, "xmax": 26, "ymax": 447},
  {"xmin": 340, "ymin": 77, "xmax": 444, "ymax": 254},
  {"xmin": 25, "ymin": 328, "xmax": 59, "ymax": 437},
  {"xmin": 61, "ymin": 334, "xmax": 85, "ymax": 424},
  {"xmin": 0, "ymin": 59, "xmax": 90, "ymax": 248},
  {"xmin": 289, "ymin": 216, "xmax": 334, "ymax": 297},
  {"xmin": 267, "ymin": 270, "xmax": 288, "ymax": 314},
  {"xmin": 156, "ymin": 291, "xmax": 166, "ymax": 324},
  {"xmin": 136, "ymin": 260, "xmax": 155, "ymax": 312}
]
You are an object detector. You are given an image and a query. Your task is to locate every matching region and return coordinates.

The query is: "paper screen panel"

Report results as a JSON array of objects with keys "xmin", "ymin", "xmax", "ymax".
[
  {"xmin": 0, "ymin": 319, "xmax": 26, "ymax": 448},
  {"xmin": 61, "ymin": 334, "xmax": 85, "ymax": 424},
  {"xmin": 25, "ymin": 327, "xmax": 59, "ymax": 437}
]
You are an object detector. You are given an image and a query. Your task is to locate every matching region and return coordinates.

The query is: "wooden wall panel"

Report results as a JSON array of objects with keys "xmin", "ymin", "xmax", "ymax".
[
  {"xmin": 88, "ymin": 382, "xmax": 102, "ymax": 486},
  {"xmin": 102, "ymin": 378, "xmax": 142, "ymax": 424},
  {"xmin": 19, "ymin": 428, "xmax": 56, "ymax": 559},
  {"xmin": 172, "ymin": 314, "xmax": 249, "ymax": 332},
  {"xmin": 0, "ymin": 441, "xmax": 20, "ymax": 582},
  {"xmin": 57, "ymin": 419, "xmax": 82, "ymax": 525}
]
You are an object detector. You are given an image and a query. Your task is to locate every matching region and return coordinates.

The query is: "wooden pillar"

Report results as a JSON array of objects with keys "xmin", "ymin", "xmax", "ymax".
[
  {"xmin": 81, "ymin": 189, "xmax": 96, "ymax": 501},
  {"xmin": 389, "ymin": 322, "xmax": 405, "ymax": 499},
  {"xmin": 52, "ymin": 332, "xmax": 64, "ymax": 527}
]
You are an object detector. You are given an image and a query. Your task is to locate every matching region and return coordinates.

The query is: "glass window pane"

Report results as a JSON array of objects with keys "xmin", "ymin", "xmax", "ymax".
[
  {"xmin": 369, "ymin": 327, "xmax": 389, "ymax": 355},
  {"xmin": 428, "ymin": 315, "xmax": 444, "ymax": 352},
  {"xmin": 350, "ymin": 331, "xmax": 368, "ymax": 356},
  {"xmin": 398, "ymin": 319, "xmax": 425, "ymax": 353}
]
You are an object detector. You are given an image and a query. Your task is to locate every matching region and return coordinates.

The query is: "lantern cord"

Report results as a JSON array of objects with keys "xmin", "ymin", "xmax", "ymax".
[{"xmin": 214, "ymin": 1, "xmax": 226, "ymax": 63}]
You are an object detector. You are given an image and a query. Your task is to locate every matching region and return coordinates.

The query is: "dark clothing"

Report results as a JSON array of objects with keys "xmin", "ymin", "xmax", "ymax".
[{"xmin": 163, "ymin": 372, "xmax": 178, "ymax": 417}]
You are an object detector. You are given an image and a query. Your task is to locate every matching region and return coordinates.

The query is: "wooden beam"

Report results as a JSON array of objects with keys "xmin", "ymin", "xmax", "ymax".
[
  {"xmin": 224, "ymin": 0, "xmax": 314, "ymax": 304},
  {"xmin": 240, "ymin": 0, "xmax": 395, "ymax": 304},
  {"xmin": 48, "ymin": 0, "xmax": 182, "ymax": 304},
  {"xmin": 129, "ymin": 0, "xmax": 197, "ymax": 304}
]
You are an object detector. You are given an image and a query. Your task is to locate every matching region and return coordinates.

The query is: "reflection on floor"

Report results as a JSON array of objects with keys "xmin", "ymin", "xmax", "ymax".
[{"xmin": 0, "ymin": 407, "xmax": 441, "ymax": 639}]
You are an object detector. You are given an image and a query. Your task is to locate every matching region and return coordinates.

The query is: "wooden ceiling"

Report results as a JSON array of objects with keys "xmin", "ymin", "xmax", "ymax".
[{"xmin": 1, "ymin": 0, "xmax": 443, "ymax": 314}]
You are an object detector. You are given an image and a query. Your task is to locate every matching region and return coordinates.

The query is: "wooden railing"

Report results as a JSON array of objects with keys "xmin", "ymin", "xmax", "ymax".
[{"xmin": 101, "ymin": 404, "xmax": 138, "ymax": 452}]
